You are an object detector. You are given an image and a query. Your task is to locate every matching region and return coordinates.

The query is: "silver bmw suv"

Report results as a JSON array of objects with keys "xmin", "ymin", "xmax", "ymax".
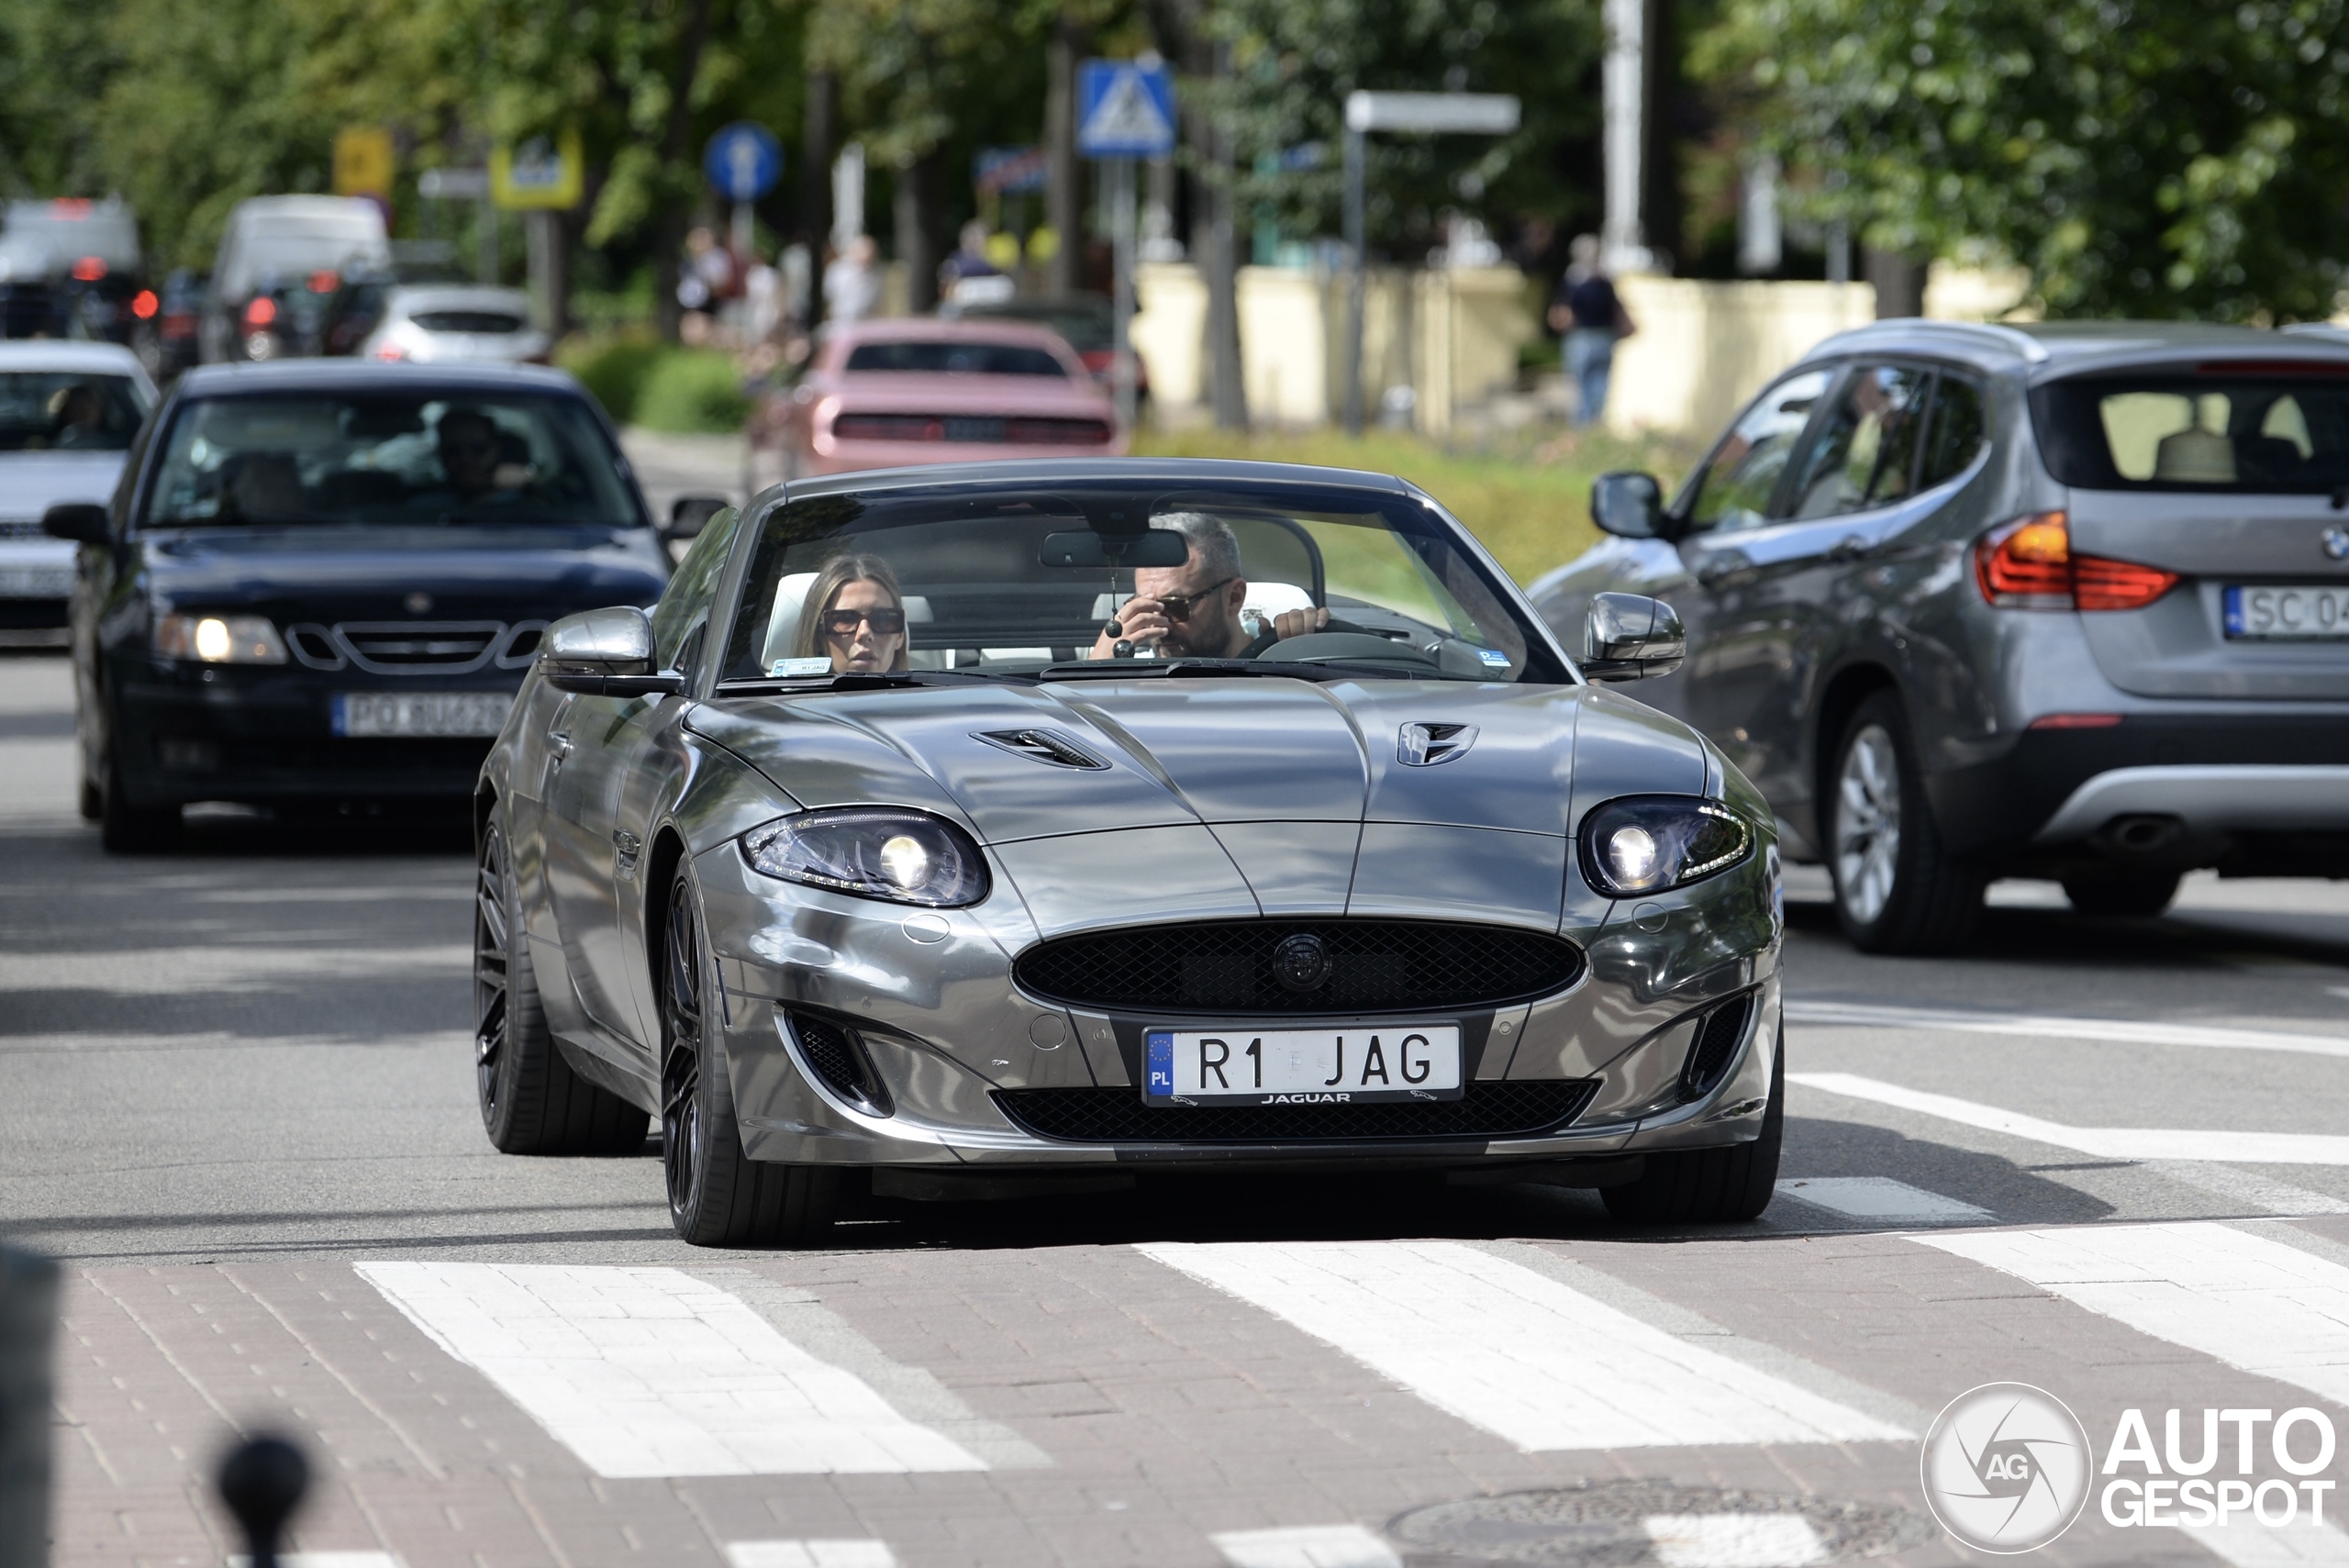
[{"xmin": 1531, "ymin": 320, "xmax": 2349, "ymax": 953}]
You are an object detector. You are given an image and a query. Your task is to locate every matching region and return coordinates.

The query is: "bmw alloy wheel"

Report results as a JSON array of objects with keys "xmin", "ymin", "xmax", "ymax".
[{"xmin": 1834, "ymin": 722, "xmax": 1901, "ymax": 926}]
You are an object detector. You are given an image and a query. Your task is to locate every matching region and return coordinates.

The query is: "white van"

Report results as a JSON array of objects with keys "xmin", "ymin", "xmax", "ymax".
[{"xmin": 203, "ymin": 197, "xmax": 389, "ymax": 364}]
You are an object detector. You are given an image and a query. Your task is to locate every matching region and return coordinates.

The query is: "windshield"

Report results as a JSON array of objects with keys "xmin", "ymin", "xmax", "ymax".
[
  {"xmin": 2032, "ymin": 368, "xmax": 2349, "ymax": 492},
  {"xmin": 843, "ymin": 341, "xmax": 1068, "ymax": 377},
  {"xmin": 0, "ymin": 373, "xmax": 148, "ymax": 453},
  {"xmin": 718, "ymin": 476, "xmax": 1567, "ymax": 685},
  {"xmin": 139, "ymin": 392, "xmax": 645, "ymax": 529}
]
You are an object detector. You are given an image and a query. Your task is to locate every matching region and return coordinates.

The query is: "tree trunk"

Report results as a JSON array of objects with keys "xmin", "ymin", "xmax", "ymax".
[
  {"xmin": 1864, "ymin": 248, "xmax": 1929, "ymax": 317},
  {"xmin": 800, "ymin": 68, "xmax": 836, "ymax": 326},
  {"xmin": 1204, "ymin": 41, "xmax": 1246, "ymax": 428},
  {"xmin": 653, "ymin": 0, "xmax": 716, "ymax": 340},
  {"xmin": 896, "ymin": 152, "xmax": 941, "ymax": 315},
  {"xmin": 1045, "ymin": 13, "xmax": 1086, "ymax": 295}
]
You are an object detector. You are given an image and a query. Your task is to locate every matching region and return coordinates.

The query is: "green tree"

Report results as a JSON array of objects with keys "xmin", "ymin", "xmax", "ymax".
[{"xmin": 1703, "ymin": 0, "xmax": 2349, "ymax": 318}]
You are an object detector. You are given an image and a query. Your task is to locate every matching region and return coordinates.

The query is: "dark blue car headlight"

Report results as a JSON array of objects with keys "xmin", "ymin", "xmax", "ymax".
[
  {"xmin": 742, "ymin": 808, "xmax": 989, "ymax": 907},
  {"xmin": 1578, "ymin": 795, "xmax": 1754, "ymax": 896}
]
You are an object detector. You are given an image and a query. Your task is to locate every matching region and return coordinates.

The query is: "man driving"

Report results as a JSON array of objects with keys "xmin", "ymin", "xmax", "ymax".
[
  {"xmin": 1086, "ymin": 511, "xmax": 1330, "ymax": 660},
  {"xmin": 435, "ymin": 407, "xmax": 509, "ymax": 499}
]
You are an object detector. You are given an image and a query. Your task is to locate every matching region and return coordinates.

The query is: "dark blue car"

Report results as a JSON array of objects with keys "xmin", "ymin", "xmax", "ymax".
[{"xmin": 42, "ymin": 361, "xmax": 689, "ymax": 851}]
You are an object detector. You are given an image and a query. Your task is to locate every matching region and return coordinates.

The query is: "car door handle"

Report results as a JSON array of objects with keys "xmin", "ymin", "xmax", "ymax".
[
  {"xmin": 1826, "ymin": 534, "xmax": 1875, "ymax": 564},
  {"xmin": 1694, "ymin": 553, "xmax": 1755, "ymax": 588}
]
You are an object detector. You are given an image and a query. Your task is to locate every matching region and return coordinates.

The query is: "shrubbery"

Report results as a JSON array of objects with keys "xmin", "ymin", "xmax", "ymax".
[{"xmin": 554, "ymin": 332, "xmax": 750, "ymax": 433}]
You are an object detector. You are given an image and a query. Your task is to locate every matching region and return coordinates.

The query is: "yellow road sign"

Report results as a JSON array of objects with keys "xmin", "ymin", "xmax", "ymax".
[
  {"xmin": 491, "ymin": 130, "xmax": 584, "ymax": 211},
  {"xmin": 334, "ymin": 127, "xmax": 395, "ymax": 197}
]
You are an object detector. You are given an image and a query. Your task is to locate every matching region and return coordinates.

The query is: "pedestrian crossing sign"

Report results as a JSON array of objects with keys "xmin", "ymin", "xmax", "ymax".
[{"xmin": 1077, "ymin": 58, "xmax": 1176, "ymax": 159}]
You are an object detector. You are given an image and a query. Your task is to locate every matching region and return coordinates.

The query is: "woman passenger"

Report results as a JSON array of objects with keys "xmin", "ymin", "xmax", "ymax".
[{"xmin": 792, "ymin": 554, "xmax": 909, "ymax": 673}]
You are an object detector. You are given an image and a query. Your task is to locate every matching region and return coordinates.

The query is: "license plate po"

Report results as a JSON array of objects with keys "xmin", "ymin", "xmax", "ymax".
[
  {"xmin": 1144, "ymin": 1025, "xmax": 1464, "ymax": 1106},
  {"xmin": 332, "ymin": 692, "xmax": 514, "ymax": 738}
]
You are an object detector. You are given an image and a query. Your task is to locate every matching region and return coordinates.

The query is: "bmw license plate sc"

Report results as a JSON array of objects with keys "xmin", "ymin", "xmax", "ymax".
[
  {"xmin": 2223, "ymin": 584, "xmax": 2349, "ymax": 639},
  {"xmin": 332, "ymin": 692, "xmax": 514, "ymax": 738},
  {"xmin": 1143, "ymin": 1026, "xmax": 1463, "ymax": 1105}
]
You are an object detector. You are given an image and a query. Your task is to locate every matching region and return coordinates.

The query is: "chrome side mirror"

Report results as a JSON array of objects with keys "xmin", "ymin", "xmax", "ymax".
[
  {"xmin": 541, "ymin": 606, "xmax": 680, "ymax": 695},
  {"xmin": 666, "ymin": 495, "xmax": 729, "ymax": 544},
  {"xmin": 1581, "ymin": 592, "xmax": 1686, "ymax": 683},
  {"xmin": 1590, "ymin": 472, "xmax": 1665, "ymax": 539}
]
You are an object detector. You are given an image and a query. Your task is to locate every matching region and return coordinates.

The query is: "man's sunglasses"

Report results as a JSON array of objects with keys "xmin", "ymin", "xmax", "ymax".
[
  {"xmin": 819, "ymin": 606, "xmax": 907, "ymax": 638},
  {"xmin": 1156, "ymin": 577, "xmax": 1236, "ymax": 622}
]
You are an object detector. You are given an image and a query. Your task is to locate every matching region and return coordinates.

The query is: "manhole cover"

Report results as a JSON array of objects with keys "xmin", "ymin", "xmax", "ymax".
[{"xmin": 1388, "ymin": 1481, "xmax": 1936, "ymax": 1565}]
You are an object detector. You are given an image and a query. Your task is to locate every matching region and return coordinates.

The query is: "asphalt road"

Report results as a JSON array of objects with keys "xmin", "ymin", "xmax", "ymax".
[{"xmin": 8, "ymin": 645, "xmax": 2349, "ymax": 1568}]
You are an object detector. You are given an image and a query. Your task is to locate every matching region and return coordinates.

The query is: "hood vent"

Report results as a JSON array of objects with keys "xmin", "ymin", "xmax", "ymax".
[
  {"xmin": 1397, "ymin": 721, "xmax": 1477, "ymax": 767},
  {"xmin": 974, "ymin": 728, "xmax": 1109, "ymax": 770}
]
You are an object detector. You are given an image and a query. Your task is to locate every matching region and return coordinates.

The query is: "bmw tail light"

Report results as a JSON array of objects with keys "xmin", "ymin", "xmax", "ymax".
[{"xmin": 1975, "ymin": 511, "xmax": 2178, "ymax": 612}]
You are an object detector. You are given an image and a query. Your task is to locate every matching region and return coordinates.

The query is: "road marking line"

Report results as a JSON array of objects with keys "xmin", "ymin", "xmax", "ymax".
[
  {"xmin": 725, "ymin": 1543, "xmax": 897, "ymax": 1568},
  {"xmin": 2184, "ymin": 1518, "xmax": 2349, "ymax": 1566},
  {"xmin": 1138, "ymin": 1240, "xmax": 1909, "ymax": 1451},
  {"xmin": 1643, "ymin": 1514, "xmax": 1827, "ymax": 1567},
  {"xmin": 1915, "ymin": 1222, "xmax": 2349, "ymax": 1407},
  {"xmin": 1789, "ymin": 999, "xmax": 2349, "ymax": 1059},
  {"xmin": 1211, "ymin": 1524, "xmax": 1402, "ymax": 1568},
  {"xmin": 1778, "ymin": 1176, "xmax": 1991, "ymax": 1224},
  {"xmin": 1791, "ymin": 1072, "xmax": 2349, "ymax": 1164},
  {"xmin": 2151, "ymin": 1162, "xmax": 2349, "ymax": 1218},
  {"xmin": 229, "ymin": 1557, "xmax": 402, "ymax": 1568},
  {"xmin": 355, "ymin": 1262, "xmax": 985, "ymax": 1478}
]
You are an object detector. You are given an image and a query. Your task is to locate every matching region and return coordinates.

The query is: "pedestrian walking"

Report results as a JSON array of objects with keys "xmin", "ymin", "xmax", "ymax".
[
  {"xmin": 1548, "ymin": 234, "xmax": 1634, "ymax": 427},
  {"xmin": 824, "ymin": 234, "xmax": 882, "ymax": 324}
]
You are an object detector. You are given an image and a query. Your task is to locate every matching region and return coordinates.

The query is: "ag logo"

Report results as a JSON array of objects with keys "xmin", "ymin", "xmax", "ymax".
[{"xmin": 1921, "ymin": 1383, "xmax": 2091, "ymax": 1553}]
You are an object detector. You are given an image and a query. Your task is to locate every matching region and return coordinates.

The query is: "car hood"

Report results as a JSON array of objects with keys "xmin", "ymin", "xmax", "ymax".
[
  {"xmin": 688, "ymin": 679, "xmax": 1709, "ymax": 929},
  {"xmin": 137, "ymin": 523, "xmax": 669, "ymax": 619},
  {"xmin": 0, "ymin": 450, "xmax": 129, "ymax": 521}
]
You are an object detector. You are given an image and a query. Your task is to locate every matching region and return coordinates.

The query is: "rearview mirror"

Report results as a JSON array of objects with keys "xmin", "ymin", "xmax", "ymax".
[
  {"xmin": 1581, "ymin": 592, "xmax": 1686, "ymax": 683},
  {"xmin": 41, "ymin": 502, "xmax": 110, "ymax": 545},
  {"xmin": 540, "ymin": 606, "xmax": 681, "ymax": 695},
  {"xmin": 1040, "ymin": 529, "xmax": 1191, "ymax": 569},
  {"xmin": 1590, "ymin": 472, "xmax": 1664, "ymax": 539},
  {"xmin": 666, "ymin": 495, "xmax": 729, "ymax": 543}
]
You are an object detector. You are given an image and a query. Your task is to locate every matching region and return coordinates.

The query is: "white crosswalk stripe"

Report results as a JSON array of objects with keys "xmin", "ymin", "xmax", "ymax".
[
  {"xmin": 356, "ymin": 1262, "xmax": 986, "ymax": 1477},
  {"xmin": 1789, "ymin": 999, "xmax": 2349, "ymax": 1060},
  {"xmin": 725, "ymin": 1542, "xmax": 898, "ymax": 1568},
  {"xmin": 1211, "ymin": 1525, "xmax": 1403, "ymax": 1568},
  {"xmin": 1793, "ymin": 1072, "xmax": 2349, "ymax": 1163},
  {"xmin": 1138, "ymin": 1240, "xmax": 1910, "ymax": 1451},
  {"xmin": 1915, "ymin": 1222, "xmax": 2349, "ymax": 1408}
]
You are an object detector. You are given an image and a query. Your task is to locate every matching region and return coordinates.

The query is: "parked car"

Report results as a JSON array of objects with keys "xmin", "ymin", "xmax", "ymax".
[
  {"xmin": 0, "ymin": 197, "xmax": 145, "ymax": 344},
  {"xmin": 200, "ymin": 197, "xmax": 390, "ymax": 364},
  {"xmin": 360, "ymin": 286, "xmax": 549, "ymax": 365},
  {"xmin": 0, "ymin": 341, "xmax": 157, "ymax": 640},
  {"xmin": 42, "ymin": 361, "xmax": 710, "ymax": 850},
  {"xmin": 129, "ymin": 269, "xmax": 206, "ymax": 382},
  {"xmin": 317, "ymin": 248, "xmax": 473, "ymax": 357},
  {"xmin": 473, "ymin": 457, "xmax": 1784, "ymax": 1242},
  {"xmin": 1531, "ymin": 319, "xmax": 2349, "ymax": 952},
  {"xmin": 758, "ymin": 318, "xmax": 1124, "ymax": 478},
  {"xmin": 946, "ymin": 293, "xmax": 1151, "ymax": 404}
]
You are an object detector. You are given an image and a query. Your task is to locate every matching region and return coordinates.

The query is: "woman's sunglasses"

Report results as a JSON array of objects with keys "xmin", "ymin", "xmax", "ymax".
[
  {"xmin": 820, "ymin": 607, "xmax": 907, "ymax": 638},
  {"xmin": 1156, "ymin": 577, "xmax": 1236, "ymax": 622}
]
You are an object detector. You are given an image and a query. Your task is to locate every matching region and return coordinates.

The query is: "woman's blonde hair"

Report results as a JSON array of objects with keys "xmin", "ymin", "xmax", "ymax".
[{"xmin": 789, "ymin": 552, "xmax": 909, "ymax": 669}]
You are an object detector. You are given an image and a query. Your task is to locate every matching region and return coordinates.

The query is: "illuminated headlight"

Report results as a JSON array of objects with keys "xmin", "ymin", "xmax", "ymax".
[
  {"xmin": 742, "ymin": 808, "xmax": 988, "ymax": 907},
  {"xmin": 153, "ymin": 613, "xmax": 287, "ymax": 664},
  {"xmin": 1578, "ymin": 795, "xmax": 1753, "ymax": 896}
]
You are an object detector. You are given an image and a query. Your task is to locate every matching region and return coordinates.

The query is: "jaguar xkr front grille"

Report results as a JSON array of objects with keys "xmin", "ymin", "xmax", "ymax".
[
  {"xmin": 1011, "ymin": 919, "xmax": 1585, "ymax": 1015},
  {"xmin": 992, "ymin": 1080, "xmax": 1598, "ymax": 1143}
]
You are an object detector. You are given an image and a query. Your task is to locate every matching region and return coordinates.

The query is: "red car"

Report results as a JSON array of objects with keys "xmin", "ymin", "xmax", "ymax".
[{"xmin": 762, "ymin": 318, "xmax": 1126, "ymax": 478}]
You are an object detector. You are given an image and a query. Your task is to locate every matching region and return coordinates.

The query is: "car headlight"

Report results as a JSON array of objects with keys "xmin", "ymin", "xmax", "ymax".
[
  {"xmin": 742, "ymin": 808, "xmax": 989, "ymax": 907},
  {"xmin": 1578, "ymin": 795, "xmax": 1753, "ymax": 896},
  {"xmin": 153, "ymin": 613, "xmax": 287, "ymax": 664}
]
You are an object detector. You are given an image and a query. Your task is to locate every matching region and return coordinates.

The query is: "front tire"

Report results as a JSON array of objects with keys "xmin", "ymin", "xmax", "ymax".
[
  {"xmin": 661, "ymin": 864, "xmax": 838, "ymax": 1247},
  {"xmin": 1827, "ymin": 693, "xmax": 1981, "ymax": 953},
  {"xmin": 2063, "ymin": 869, "xmax": 2180, "ymax": 918},
  {"xmin": 98, "ymin": 726, "xmax": 179, "ymax": 853},
  {"xmin": 475, "ymin": 817, "xmax": 649, "ymax": 1154},
  {"xmin": 1603, "ymin": 1026, "xmax": 1785, "ymax": 1224}
]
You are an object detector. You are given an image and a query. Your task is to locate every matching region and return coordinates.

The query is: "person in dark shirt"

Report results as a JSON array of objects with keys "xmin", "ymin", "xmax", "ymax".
[{"xmin": 1547, "ymin": 234, "xmax": 1633, "ymax": 427}]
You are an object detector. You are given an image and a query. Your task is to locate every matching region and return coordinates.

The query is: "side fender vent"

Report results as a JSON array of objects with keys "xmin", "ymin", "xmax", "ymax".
[
  {"xmin": 974, "ymin": 728, "xmax": 1109, "ymax": 770},
  {"xmin": 1679, "ymin": 993, "xmax": 1753, "ymax": 1101},
  {"xmin": 784, "ymin": 1010, "xmax": 894, "ymax": 1117}
]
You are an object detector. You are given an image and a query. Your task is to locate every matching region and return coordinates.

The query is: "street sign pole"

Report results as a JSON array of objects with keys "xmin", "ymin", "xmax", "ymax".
[
  {"xmin": 1077, "ymin": 57, "xmax": 1176, "ymax": 439},
  {"xmin": 1110, "ymin": 156, "xmax": 1137, "ymax": 432},
  {"xmin": 1342, "ymin": 126, "xmax": 1366, "ymax": 437}
]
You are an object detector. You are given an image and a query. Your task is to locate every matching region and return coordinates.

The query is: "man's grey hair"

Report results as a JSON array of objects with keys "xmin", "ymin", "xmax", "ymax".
[{"xmin": 1150, "ymin": 511, "xmax": 1241, "ymax": 581}]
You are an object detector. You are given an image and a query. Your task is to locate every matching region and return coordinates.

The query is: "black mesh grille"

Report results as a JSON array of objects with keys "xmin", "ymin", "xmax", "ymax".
[
  {"xmin": 1680, "ymin": 993, "xmax": 1753, "ymax": 1100},
  {"xmin": 1013, "ymin": 920, "xmax": 1584, "ymax": 1015},
  {"xmin": 786, "ymin": 1011, "xmax": 893, "ymax": 1116},
  {"xmin": 993, "ymin": 1080, "xmax": 1598, "ymax": 1143}
]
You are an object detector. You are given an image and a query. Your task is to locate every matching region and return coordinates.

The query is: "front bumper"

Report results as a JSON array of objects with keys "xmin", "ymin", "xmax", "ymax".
[{"xmin": 697, "ymin": 836, "xmax": 1783, "ymax": 1176}]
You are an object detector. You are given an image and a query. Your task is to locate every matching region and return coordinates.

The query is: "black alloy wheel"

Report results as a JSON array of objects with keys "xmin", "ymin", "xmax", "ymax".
[
  {"xmin": 474, "ymin": 817, "xmax": 648, "ymax": 1154},
  {"xmin": 1826, "ymin": 692, "xmax": 1983, "ymax": 954},
  {"xmin": 2062, "ymin": 870, "xmax": 2182, "ymax": 919},
  {"xmin": 1601, "ymin": 1018, "xmax": 1785, "ymax": 1225},
  {"xmin": 661, "ymin": 864, "xmax": 839, "ymax": 1247}
]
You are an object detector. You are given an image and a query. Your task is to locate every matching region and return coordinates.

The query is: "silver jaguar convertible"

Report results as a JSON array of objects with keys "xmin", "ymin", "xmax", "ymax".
[{"xmin": 472, "ymin": 459, "xmax": 1787, "ymax": 1245}]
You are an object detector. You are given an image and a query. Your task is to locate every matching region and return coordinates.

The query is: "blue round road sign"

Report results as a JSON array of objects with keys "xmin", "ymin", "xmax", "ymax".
[{"xmin": 705, "ymin": 122, "xmax": 783, "ymax": 202}]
